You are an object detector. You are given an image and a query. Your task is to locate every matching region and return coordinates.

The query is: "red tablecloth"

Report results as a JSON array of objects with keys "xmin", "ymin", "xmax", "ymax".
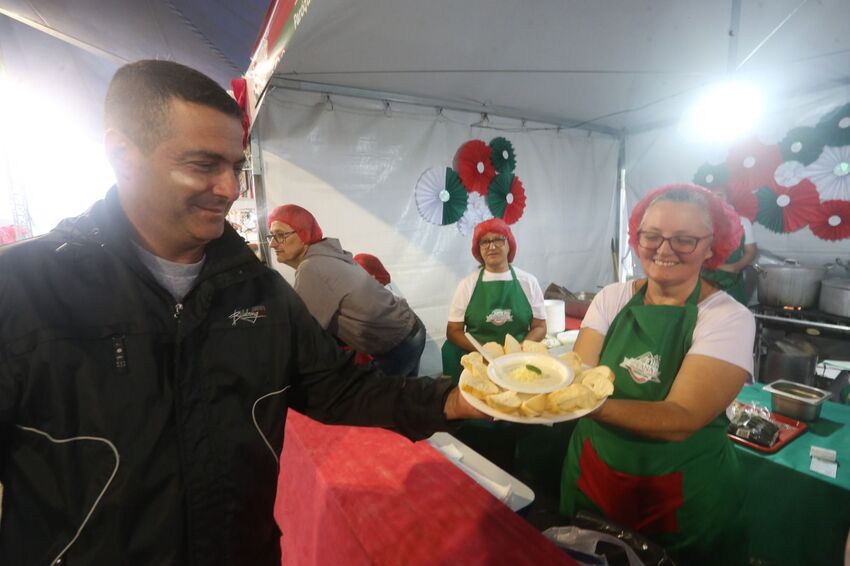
[{"xmin": 275, "ymin": 412, "xmax": 577, "ymax": 565}]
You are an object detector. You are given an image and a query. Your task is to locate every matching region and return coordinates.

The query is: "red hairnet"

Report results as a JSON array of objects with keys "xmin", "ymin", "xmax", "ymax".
[
  {"xmin": 354, "ymin": 253, "xmax": 391, "ymax": 286},
  {"xmin": 628, "ymin": 183, "xmax": 743, "ymax": 270},
  {"xmin": 472, "ymin": 218, "xmax": 517, "ymax": 264},
  {"xmin": 267, "ymin": 204, "xmax": 323, "ymax": 245}
]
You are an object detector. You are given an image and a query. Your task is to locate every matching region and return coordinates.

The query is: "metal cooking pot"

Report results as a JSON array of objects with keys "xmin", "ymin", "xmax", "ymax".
[
  {"xmin": 754, "ymin": 259, "xmax": 827, "ymax": 308},
  {"xmin": 819, "ymin": 277, "xmax": 850, "ymax": 318}
]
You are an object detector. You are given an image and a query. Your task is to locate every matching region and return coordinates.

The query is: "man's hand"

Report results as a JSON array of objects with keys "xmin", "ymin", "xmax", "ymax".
[{"xmin": 443, "ymin": 387, "xmax": 489, "ymax": 420}]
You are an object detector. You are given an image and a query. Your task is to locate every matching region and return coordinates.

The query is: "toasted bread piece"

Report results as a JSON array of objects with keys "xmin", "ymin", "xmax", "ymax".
[
  {"xmin": 460, "ymin": 351, "xmax": 484, "ymax": 373},
  {"xmin": 485, "ymin": 390, "xmax": 521, "ymax": 413},
  {"xmin": 520, "ymin": 393, "xmax": 548, "ymax": 417},
  {"xmin": 522, "ymin": 340, "xmax": 548, "ymax": 354},
  {"xmin": 482, "ymin": 341, "xmax": 504, "ymax": 360},
  {"xmin": 504, "ymin": 334, "xmax": 522, "ymax": 354},
  {"xmin": 580, "ymin": 365, "xmax": 615, "ymax": 384},
  {"xmin": 461, "ymin": 374, "xmax": 501, "ymax": 400},
  {"xmin": 461, "ymin": 352, "xmax": 489, "ymax": 381},
  {"xmin": 584, "ymin": 374, "xmax": 614, "ymax": 399},
  {"xmin": 546, "ymin": 383, "xmax": 595, "ymax": 413},
  {"xmin": 558, "ymin": 352, "xmax": 583, "ymax": 376}
]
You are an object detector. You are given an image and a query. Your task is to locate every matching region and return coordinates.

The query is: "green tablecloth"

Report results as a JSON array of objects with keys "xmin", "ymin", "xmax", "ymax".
[{"xmin": 736, "ymin": 384, "xmax": 850, "ymax": 565}]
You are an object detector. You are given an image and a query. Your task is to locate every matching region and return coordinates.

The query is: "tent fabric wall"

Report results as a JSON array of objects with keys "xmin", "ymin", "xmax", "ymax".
[
  {"xmin": 624, "ymin": 84, "xmax": 850, "ymax": 275},
  {"xmin": 254, "ymin": 88, "xmax": 619, "ymax": 375}
]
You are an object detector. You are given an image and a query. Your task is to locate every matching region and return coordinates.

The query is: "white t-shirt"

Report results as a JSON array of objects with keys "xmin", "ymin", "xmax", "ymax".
[
  {"xmin": 741, "ymin": 217, "xmax": 755, "ymax": 245},
  {"xmin": 448, "ymin": 266, "xmax": 547, "ymax": 322},
  {"xmin": 581, "ymin": 281, "xmax": 755, "ymax": 378}
]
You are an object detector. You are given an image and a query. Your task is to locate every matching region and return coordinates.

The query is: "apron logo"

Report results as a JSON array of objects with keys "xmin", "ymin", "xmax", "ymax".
[
  {"xmin": 620, "ymin": 352, "xmax": 661, "ymax": 384},
  {"xmin": 486, "ymin": 308, "xmax": 513, "ymax": 326},
  {"xmin": 229, "ymin": 306, "xmax": 267, "ymax": 326}
]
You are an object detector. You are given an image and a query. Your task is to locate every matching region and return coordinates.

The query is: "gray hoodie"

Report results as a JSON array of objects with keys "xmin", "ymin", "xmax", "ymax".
[{"xmin": 294, "ymin": 238, "xmax": 416, "ymax": 355}]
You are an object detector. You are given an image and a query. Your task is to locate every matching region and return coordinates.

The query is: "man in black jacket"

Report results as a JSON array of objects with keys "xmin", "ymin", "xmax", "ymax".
[{"xmin": 0, "ymin": 60, "xmax": 481, "ymax": 565}]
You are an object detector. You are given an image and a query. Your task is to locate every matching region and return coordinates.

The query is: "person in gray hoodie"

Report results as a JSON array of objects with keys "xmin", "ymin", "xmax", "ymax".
[{"xmin": 267, "ymin": 204, "xmax": 426, "ymax": 377}]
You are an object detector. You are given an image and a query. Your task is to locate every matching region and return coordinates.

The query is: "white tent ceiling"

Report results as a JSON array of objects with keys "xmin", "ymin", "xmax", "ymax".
[{"xmin": 271, "ymin": 0, "xmax": 850, "ymax": 135}]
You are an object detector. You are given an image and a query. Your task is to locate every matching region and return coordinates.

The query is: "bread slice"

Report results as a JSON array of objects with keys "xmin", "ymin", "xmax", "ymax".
[
  {"xmin": 580, "ymin": 365, "xmax": 615, "ymax": 399},
  {"xmin": 522, "ymin": 340, "xmax": 548, "ymax": 353},
  {"xmin": 546, "ymin": 383, "xmax": 595, "ymax": 413},
  {"xmin": 504, "ymin": 334, "xmax": 522, "ymax": 354},
  {"xmin": 460, "ymin": 351, "xmax": 484, "ymax": 373},
  {"xmin": 482, "ymin": 341, "xmax": 504, "ymax": 360},
  {"xmin": 520, "ymin": 393, "xmax": 547, "ymax": 417},
  {"xmin": 461, "ymin": 374, "xmax": 501, "ymax": 400},
  {"xmin": 580, "ymin": 365, "xmax": 615, "ymax": 384},
  {"xmin": 485, "ymin": 390, "xmax": 521, "ymax": 413},
  {"xmin": 558, "ymin": 352, "xmax": 583, "ymax": 376}
]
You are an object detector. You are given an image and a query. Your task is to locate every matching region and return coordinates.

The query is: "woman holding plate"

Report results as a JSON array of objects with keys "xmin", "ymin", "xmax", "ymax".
[
  {"xmin": 560, "ymin": 184, "xmax": 755, "ymax": 565},
  {"xmin": 441, "ymin": 218, "xmax": 551, "ymax": 478},
  {"xmin": 441, "ymin": 218, "xmax": 547, "ymax": 381}
]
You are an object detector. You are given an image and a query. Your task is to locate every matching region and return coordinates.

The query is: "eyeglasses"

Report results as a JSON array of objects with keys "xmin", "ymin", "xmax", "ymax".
[
  {"xmin": 637, "ymin": 231, "xmax": 712, "ymax": 254},
  {"xmin": 479, "ymin": 237, "xmax": 508, "ymax": 248},
  {"xmin": 266, "ymin": 231, "xmax": 296, "ymax": 245}
]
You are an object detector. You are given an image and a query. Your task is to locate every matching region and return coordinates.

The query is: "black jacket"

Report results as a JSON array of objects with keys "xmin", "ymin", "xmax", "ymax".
[{"xmin": 0, "ymin": 189, "xmax": 454, "ymax": 565}]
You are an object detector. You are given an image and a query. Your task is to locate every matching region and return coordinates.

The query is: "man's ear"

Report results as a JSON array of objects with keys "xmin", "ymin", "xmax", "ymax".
[{"xmin": 104, "ymin": 129, "xmax": 140, "ymax": 183}]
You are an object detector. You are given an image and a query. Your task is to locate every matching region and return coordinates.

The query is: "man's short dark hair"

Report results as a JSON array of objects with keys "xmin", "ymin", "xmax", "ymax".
[{"xmin": 104, "ymin": 60, "xmax": 243, "ymax": 152}]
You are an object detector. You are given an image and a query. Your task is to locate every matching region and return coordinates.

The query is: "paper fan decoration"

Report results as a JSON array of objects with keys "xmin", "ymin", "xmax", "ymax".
[
  {"xmin": 726, "ymin": 138, "xmax": 783, "ymax": 196},
  {"xmin": 693, "ymin": 162, "xmax": 728, "ymax": 189},
  {"xmin": 414, "ymin": 167, "xmax": 468, "ymax": 225},
  {"xmin": 809, "ymin": 199, "xmax": 850, "ymax": 241},
  {"xmin": 755, "ymin": 180, "xmax": 820, "ymax": 233},
  {"xmin": 490, "ymin": 137, "xmax": 517, "ymax": 174},
  {"xmin": 454, "ymin": 140, "xmax": 496, "ymax": 195},
  {"xmin": 457, "ymin": 192, "xmax": 493, "ymax": 236},
  {"xmin": 728, "ymin": 187, "xmax": 759, "ymax": 222},
  {"xmin": 774, "ymin": 161, "xmax": 807, "ymax": 188},
  {"xmin": 486, "ymin": 174, "xmax": 527, "ymax": 224},
  {"xmin": 805, "ymin": 145, "xmax": 850, "ymax": 201},
  {"xmin": 779, "ymin": 126, "xmax": 825, "ymax": 166},
  {"xmin": 816, "ymin": 102, "xmax": 850, "ymax": 148}
]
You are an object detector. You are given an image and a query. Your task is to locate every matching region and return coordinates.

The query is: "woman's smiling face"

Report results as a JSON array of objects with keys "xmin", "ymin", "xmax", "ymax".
[{"xmin": 637, "ymin": 200, "xmax": 714, "ymax": 287}]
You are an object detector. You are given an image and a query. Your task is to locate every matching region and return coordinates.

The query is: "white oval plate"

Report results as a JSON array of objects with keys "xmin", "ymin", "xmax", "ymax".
[
  {"xmin": 487, "ymin": 352, "xmax": 572, "ymax": 394},
  {"xmin": 459, "ymin": 370, "xmax": 606, "ymax": 424}
]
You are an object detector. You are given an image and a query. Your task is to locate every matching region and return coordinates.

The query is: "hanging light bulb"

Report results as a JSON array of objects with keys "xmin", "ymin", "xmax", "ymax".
[{"xmin": 682, "ymin": 80, "xmax": 763, "ymax": 143}]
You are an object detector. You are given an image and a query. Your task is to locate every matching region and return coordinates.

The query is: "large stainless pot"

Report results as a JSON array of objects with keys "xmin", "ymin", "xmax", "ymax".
[
  {"xmin": 754, "ymin": 260, "xmax": 827, "ymax": 308},
  {"xmin": 819, "ymin": 278, "xmax": 850, "ymax": 318}
]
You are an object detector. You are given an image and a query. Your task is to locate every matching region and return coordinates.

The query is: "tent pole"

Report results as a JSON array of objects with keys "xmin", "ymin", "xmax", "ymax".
[{"xmin": 613, "ymin": 134, "xmax": 626, "ymax": 283}]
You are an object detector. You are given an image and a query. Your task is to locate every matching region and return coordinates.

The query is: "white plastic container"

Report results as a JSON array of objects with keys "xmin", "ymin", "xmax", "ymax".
[{"xmin": 544, "ymin": 299, "xmax": 566, "ymax": 334}]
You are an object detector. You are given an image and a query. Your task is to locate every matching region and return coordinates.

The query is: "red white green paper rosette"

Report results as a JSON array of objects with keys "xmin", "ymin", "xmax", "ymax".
[
  {"xmin": 773, "ymin": 160, "xmax": 808, "ymax": 188},
  {"xmin": 457, "ymin": 192, "xmax": 493, "ymax": 236},
  {"xmin": 726, "ymin": 138, "xmax": 783, "ymax": 197},
  {"xmin": 489, "ymin": 137, "xmax": 517, "ymax": 174},
  {"xmin": 486, "ymin": 173, "xmax": 527, "ymax": 224},
  {"xmin": 755, "ymin": 180, "xmax": 820, "ymax": 233},
  {"xmin": 809, "ymin": 199, "xmax": 850, "ymax": 241},
  {"xmin": 414, "ymin": 167, "xmax": 468, "ymax": 225},
  {"xmin": 728, "ymin": 186, "xmax": 759, "ymax": 222},
  {"xmin": 815, "ymin": 102, "xmax": 850, "ymax": 148},
  {"xmin": 779, "ymin": 126, "xmax": 825, "ymax": 166},
  {"xmin": 693, "ymin": 162, "xmax": 729, "ymax": 189},
  {"xmin": 454, "ymin": 140, "xmax": 496, "ymax": 195},
  {"xmin": 805, "ymin": 145, "xmax": 850, "ymax": 201}
]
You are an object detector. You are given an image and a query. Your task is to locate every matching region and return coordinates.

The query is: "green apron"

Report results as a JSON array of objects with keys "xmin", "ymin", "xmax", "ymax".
[
  {"xmin": 441, "ymin": 266, "xmax": 532, "ymax": 382},
  {"xmin": 560, "ymin": 281, "xmax": 748, "ymax": 565},
  {"xmin": 702, "ymin": 236, "xmax": 747, "ymax": 304},
  {"xmin": 442, "ymin": 266, "xmax": 565, "ymax": 481}
]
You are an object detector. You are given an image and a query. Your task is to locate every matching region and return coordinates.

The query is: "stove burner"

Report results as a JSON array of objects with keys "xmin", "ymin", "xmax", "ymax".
[{"xmin": 751, "ymin": 304, "xmax": 850, "ymax": 333}]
